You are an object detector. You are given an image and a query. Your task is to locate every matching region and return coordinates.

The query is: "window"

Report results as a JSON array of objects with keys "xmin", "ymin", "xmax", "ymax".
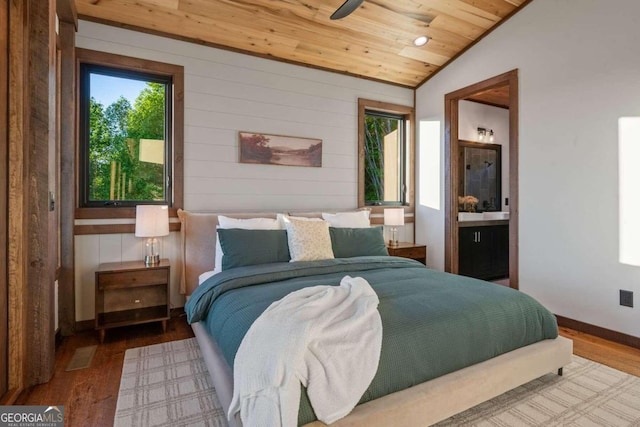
[
  {"xmin": 364, "ymin": 111, "xmax": 405, "ymax": 204},
  {"xmin": 358, "ymin": 99, "xmax": 414, "ymax": 209},
  {"xmin": 77, "ymin": 49, "xmax": 183, "ymax": 212}
]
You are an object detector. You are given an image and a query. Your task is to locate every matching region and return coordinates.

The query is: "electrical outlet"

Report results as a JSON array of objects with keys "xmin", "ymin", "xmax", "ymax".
[{"xmin": 620, "ymin": 290, "xmax": 633, "ymax": 308}]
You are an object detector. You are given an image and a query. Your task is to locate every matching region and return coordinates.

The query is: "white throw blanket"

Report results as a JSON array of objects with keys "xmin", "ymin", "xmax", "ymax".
[{"xmin": 227, "ymin": 275, "xmax": 383, "ymax": 427}]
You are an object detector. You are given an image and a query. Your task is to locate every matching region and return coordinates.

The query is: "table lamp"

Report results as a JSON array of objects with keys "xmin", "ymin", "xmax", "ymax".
[
  {"xmin": 135, "ymin": 205, "xmax": 169, "ymax": 266},
  {"xmin": 384, "ymin": 208, "xmax": 404, "ymax": 247}
]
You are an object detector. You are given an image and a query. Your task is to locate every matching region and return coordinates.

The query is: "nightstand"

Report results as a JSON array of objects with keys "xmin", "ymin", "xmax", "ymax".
[
  {"xmin": 387, "ymin": 242, "xmax": 427, "ymax": 265},
  {"xmin": 95, "ymin": 259, "xmax": 170, "ymax": 343}
]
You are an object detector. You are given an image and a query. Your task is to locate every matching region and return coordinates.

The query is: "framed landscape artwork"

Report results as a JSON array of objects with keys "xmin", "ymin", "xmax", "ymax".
[{"xmin": 239, "ymin": 131, "xmax": 322, "ymax": 167}]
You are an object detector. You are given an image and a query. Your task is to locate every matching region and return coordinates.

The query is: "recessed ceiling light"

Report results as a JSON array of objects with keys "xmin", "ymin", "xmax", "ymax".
[{"xmin": 413, "ymin": 36, "xmax": 429, "ymax": 47}]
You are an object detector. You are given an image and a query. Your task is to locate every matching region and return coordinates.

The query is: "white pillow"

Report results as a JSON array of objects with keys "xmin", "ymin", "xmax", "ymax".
[
  {"xmin": 321, "ymin": 210, "xmax": 370, "ymax": 228},
  {"xmin": 198, "ymin": 269, "xmax": 219, "ymax": 285},
  {"xmin": 215, "ymin": 215, "xmax": 282, "ymax": 271},
  {"xmin": 276, "ymin": 213, "xmax": 323, "ymax": 228},
  {"xmin": 283, "ymin": 217, "xmax": 334, "ymax": 262},
  {"xmin": 218, "ymin": 215, "xmax": 281, "ymax": 229}
]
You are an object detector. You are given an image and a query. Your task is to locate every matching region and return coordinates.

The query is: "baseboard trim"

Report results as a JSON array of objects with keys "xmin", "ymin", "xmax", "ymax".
[{"xmin": 556, "ymin": 315, "xmax": 640, "ymax": 349}]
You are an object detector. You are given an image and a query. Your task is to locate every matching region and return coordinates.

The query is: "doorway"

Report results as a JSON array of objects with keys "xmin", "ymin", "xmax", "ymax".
[{"xmin": 444, "ymin": 70, "xmax": 519, "ymax": 289}]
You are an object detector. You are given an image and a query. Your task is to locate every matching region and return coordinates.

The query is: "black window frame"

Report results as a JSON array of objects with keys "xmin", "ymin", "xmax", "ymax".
[
  {"xmin": 357, "ymin": 98, "xmax": 415, "ymax": 214},
  {"xmin": 78, "ymin": 63, "xmax": 173, "ymax": 208},
  {"xmin": 363, "ymin": 109, "xmax": 407, "ymax": 206}
]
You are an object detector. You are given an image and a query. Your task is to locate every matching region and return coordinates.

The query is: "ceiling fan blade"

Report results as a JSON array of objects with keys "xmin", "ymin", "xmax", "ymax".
[{"xmin": 330, "ymin": 0, "xmax": 365, "ymax": 20}]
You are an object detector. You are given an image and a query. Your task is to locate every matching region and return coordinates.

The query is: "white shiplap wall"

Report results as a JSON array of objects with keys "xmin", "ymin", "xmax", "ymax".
[{"xmin": 74, "ymin": 21, "xmax": 414, "ymax": 321}]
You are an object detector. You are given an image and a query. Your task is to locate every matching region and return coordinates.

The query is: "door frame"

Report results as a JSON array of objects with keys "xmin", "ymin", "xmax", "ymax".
[{"xmin": 444, "ymin": 69, "xmax": 520, "ymax": 289}]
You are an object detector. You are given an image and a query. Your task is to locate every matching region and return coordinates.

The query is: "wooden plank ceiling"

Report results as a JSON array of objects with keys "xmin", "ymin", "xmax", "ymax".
[
  {"xmin": 466, "ymin": 84, "xmax": 510, "ymax": 108},
  {"xmin": 75, "ymin": 0, "xmax": 529, "ymax": 88}
]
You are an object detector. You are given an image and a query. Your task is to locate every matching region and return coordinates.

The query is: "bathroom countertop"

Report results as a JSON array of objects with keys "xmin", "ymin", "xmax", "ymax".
[{"xmin": 458, "ymin": 219, "xmax": 509, "ymax": 227}]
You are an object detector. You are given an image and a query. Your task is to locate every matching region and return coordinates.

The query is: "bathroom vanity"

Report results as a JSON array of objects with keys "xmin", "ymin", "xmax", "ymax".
[
  {"xmin": 457, "ymin": 140, "xmax": 509, "ymax": 281},
  {"xmin": 458, "ymin": 220, "xmax": 509, "ymax": 280}
]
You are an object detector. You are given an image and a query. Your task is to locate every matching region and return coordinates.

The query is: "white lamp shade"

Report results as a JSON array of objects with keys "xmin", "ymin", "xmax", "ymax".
[
  {"xmin": 135, "ymin": 205, "xmax": 170, "ymax": 237},
  {"xmin": 384, "ymin": 208, "xmax": 405, "ymax": 226}
]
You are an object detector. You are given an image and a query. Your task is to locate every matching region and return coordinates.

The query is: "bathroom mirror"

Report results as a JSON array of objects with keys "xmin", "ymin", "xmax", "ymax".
[{"xmin": 458, "ymin": 140, "xmax": 501, "ymax": 212}]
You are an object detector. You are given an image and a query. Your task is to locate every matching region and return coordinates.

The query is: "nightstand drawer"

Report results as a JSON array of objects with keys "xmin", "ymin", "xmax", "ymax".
[
  {"xmin": 393, "ymin": 246, "xmax": 425, "ymax": 259},
  {"xmin": 98, "ymin": 269, "xmax": 168, "ymax": 290},
  {"xmin": 103, "ymin": 285, "xmax": 167, "ymax": 312},
  {"xmin": 387, "ymin": 243, "xmax": 427, "ymax": 264}
]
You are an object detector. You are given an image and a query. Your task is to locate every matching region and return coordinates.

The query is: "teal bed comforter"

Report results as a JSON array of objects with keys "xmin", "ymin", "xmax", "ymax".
[{"xmin": 186, "ymin": 256, "xmax": 558, "ymax": 425}]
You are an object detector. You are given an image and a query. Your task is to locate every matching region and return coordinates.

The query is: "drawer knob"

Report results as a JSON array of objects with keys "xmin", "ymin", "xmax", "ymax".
[{"xmin": 134, "ymin": 299, "xmax": 141, "ymax": 304}]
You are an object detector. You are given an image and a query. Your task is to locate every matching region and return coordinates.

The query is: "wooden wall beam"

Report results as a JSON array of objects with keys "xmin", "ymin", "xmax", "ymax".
[
  {"xmin": 25, "ymin": 0, "xmax": 56, "ymax": 385},
  {"xmin": 74, "ymin": 221, "xmax": 181, "ymax": 236},
  {"xmin": 7, "ymin": 0, "xmax": 28, "ymax": 397},
  {"xmin": 58, "ymin": 19, "xmax": 75, "ymax": 336},
  {"xmin": 0, "ymin": 0, "xmax": 9, "ymax": 401},
  {"xmin": 56, "ymin": 0, "xmax": 77, "ymax": 28}
]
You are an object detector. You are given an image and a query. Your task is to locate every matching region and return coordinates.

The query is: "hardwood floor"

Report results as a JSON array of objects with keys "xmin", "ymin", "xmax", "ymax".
[
  {"xmin": 559, "ymin": 326, "xmax": 640, "ymax": 377},
  {"xmin": 14, "ymin": 318, "xmax": 640, "ymax": 427},
  {"xmin": 14, "ymin": 316, "xmax": 194, "ymax": 427}
]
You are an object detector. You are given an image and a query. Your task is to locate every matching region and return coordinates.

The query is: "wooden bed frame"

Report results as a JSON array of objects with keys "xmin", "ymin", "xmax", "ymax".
[{"xmin": 178, "ymin": 209, "xmax": 573, "ymax": 427}]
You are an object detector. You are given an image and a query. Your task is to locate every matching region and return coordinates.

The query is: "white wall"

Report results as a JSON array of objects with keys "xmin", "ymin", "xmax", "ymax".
[
  {"xmin": 74, "ymin": 21, "xmax": 414, "ymax": 321},
  {"xmin": 416, "ymin": 0, "xmax": 640, "ymax": 337},
  {"xmin": 458, "ymin": 100, "xmax": 510, "ymax": 208}
]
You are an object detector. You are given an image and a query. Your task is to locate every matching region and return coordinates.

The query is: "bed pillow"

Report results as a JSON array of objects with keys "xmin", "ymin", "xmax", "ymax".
[
  {"xmin": 198, "ymin": 269, "xmax": 219, "ymax": 285},
  {"xmin": 321, "ymin": 210, "xmax": 370, "ymax": 228},
  {"xmin": 218, "ymin": 229, "xmax": 290, "ymax": 270},
  {"xmin": 215, "ymin": 215, "xmax": 282, "ymax": 271},
  {"xmin": 283, "ymin": 217, "xmax": 334, "ymax": 262},
  {"xmin": 329, "ymin": 227, "xmax": 389, "ymax": 258},
  {"xmin": 276, "ymin": 213, "xmax": 323, "ymax": 229}
]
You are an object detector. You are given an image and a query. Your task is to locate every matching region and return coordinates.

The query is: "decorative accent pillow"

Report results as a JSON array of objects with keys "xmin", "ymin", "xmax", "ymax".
[
  {"xmin": 218, "ymin": 229, "xmax": 290, "ymax": 270},
  {"xmin": 283, "ymin": 217, "xmax": 335, "ymax": 262},
  {"xmin": 329, "ymin": 227, "xmax": 389, "ymax": 258},
  {"xmin": 215, "ymin": 215, "xmax": 282, "ymax": 271},
  {"xmin": 321, "ymin": 210, "xmax": 370, "ymax": 228}
]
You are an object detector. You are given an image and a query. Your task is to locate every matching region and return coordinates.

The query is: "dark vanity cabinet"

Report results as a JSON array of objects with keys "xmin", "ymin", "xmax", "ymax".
[{"xmin": 459, "ymin": 224, "xmax": 509, "ymax": 280}]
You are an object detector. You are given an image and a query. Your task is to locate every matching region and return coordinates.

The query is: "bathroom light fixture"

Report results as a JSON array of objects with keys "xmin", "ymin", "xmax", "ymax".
[
  {"xmin": 477, "ymin": 127, "xmax": 495, "ymax": 143},
  {"xmin": 413, "ymin": 35, "xmax": 429, "ymax": 47},
  {"xmin": 477, "ymin": 127, "xmax": 486, "ymax": 141}
]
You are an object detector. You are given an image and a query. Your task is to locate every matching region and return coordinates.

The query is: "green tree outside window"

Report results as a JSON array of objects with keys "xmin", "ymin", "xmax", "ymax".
[{"xmin": 86, "ymin": 78, "xmax": 168, "ymax": 204}]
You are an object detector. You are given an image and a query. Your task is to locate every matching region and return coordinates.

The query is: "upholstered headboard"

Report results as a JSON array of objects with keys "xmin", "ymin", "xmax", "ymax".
[
  {"xmin": 178, "ymin": 210, "xmax": 274, "ymax": 295},
  {"xmin": 177, "ymin": 209, "xmax": 370, "ymax": 295}
]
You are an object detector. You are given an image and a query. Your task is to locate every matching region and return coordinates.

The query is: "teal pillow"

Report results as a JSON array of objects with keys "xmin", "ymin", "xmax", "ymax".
[
  {"xmin": 329, "ymin": 227, "xmax": 389, "ymax": 258},
  {"xmin": 218, "ymin": 229, "xmax": 290, "ymax": 270}
]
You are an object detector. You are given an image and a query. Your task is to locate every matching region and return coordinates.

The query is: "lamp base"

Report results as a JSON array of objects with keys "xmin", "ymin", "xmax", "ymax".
[
  {"xmin": 387, "ymin": 226, "xmax": 399, "ymax": 247},
  {"xmin": 144, "ymin": 254, "xmax": 160, "ymax": 266}
]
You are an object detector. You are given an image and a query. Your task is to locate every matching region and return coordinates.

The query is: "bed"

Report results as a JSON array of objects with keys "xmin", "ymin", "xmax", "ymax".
[{"xmin": 178, "ymin": 210, "xmax": 573, "ymax": 427}]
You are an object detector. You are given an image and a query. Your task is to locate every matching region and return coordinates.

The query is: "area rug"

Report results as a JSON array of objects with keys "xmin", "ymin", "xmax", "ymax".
[{"xmin": 115, "ymin": 338, "xmax": 640, "ymax": 427}]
